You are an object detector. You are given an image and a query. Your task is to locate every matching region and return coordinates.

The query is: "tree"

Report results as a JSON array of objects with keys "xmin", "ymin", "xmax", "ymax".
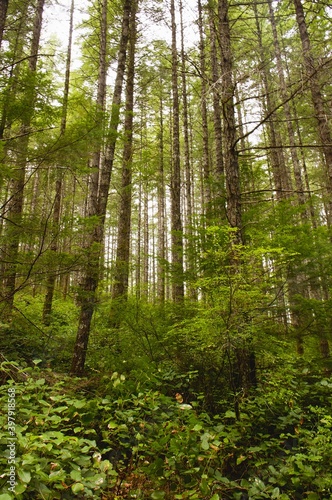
[
  {"xmin": 170, "ymin": 0, "xmax": 184, "ymax": 302},
  {"xmin": 71, "ymin": 0, "xmax": 133, "ymax": 376},
  {"xmin": 1, "ymin": 0, "xmax": 46, "ymax": 318},
  {"xmin": 42, "ymin": 0, "xmax": 75, "ymax": 325},
  {"xmin": 112, "ymin": 0, "xmax": 138, "ymax": 302},
  {"xmin": 293, "ymin": 0, "xmax": 332, "ymax": 223},
  {"xmin": 0, "ymin": 0, "xmax": 8, "ymax": 48}
]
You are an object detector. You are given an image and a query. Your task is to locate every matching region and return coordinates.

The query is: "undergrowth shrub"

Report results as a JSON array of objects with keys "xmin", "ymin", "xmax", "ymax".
[{"xmin": 0, "ymin": 360, "xmax": 331, "ymax": 499}]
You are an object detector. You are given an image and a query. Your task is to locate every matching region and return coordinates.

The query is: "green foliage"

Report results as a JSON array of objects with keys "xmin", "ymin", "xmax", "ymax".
[
  {"xmin": 0, "ymin": 296, "xmax": 78, "ymax": 369},
  {"xmin": 0, "ymin": 361, "xmax": 331, "ymax": 499}
]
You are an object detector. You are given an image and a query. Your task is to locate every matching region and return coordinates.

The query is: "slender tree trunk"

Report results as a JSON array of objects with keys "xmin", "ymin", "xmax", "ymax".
[
  {"xmin": 71, "ymin": 0, "xmax": 132, "ymax": 376},
  {"xmin": 170, "ymin": 0, "xmax": 184, "ymax": 302},
  {"xmin": 253, "ymin": 1, "xmax": 292, "ymax": 202},
  {"xmin": 293, "ymin": 0, "xmax": 332, "ymax": 221},
  {"xmin": 2, "ymin": 0, "xmax": 45, "ymax": 318},
  {"xmin": 0, "ymin": 0, "xmax": 8, "ymax": 49},
  {"xmin": 143, "ymin": 189, "xmax": 149, "ymax": 297},
  {"xmin": 218, "ymin": 0, "xmax": 241, "ymax": 238},
  {"xmin": 208, "ymin": 1, "xmax": 224, "ymax": 217},
  {"xmin": 157, "ymin": 74, "xmax": 166, "ymax": 302},
  {"xmin": 112, "ymin": 0, "xmax": 137, "ymax": 300},
  {"xmin": 197, "ymin": 0, "xmax": 211, "ymax": 220},
  {"xmin": 218, "ymin": 0, "xmax": 257, "ymax": 399},
  {"xmin": 136, "ymin": 175, "xmax": 142, "ymax": 300},
  {"xmin": 267, "ymin": 0, "xmax": 306, "ymax": 210},
  {"xmin": 180, "ymin": 0, "xmax": 196, "ymax": 298},
  {"xmin": 43, "ymin": 0, "xmax": 75, "ymax": 325}
]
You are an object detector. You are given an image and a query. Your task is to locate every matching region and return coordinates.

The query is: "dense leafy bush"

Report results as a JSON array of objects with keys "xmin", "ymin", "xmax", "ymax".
[{"xmin": 0, "ymin": 360, "xmax": 331, "ymax": 499}]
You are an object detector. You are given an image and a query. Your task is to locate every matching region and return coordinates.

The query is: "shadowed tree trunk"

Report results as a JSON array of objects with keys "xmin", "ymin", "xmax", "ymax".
[
  {"xmin": 208, "ymin": 1, "xmax": 225, "ymax": 219},
  {"xmin": 112, "ymin": 0, "xmax": 137, "ymax": 302},
  {"xmin": 218, "ymin": 0, "xmax": 242, "ymax": 239},
  {"xmin": 218, "ymin": 0, "xmax": 257, "ymax": 403},
  {"xmin": 71, "ymin": 0, "xmax": 133, "ymax": 376},
  {"xmin": 197, "ymin": 0, "xmax": 211, "ymax": 221},
  {"xmin": 0, "ymin": 0, "xmax": 8, "ymax": 49},
  {"xmin": 2, "ymin": 0, "xmax": 45, "ymax": 319},
  {"xmin": 293, "ymin": 0, "xmax": 332, "ymax": 222},
  {"xmin": 170, "ymin": 0, "xmax": 184, "ymax": 302},
  {"xmin": 267, "ymin": 0, "xmax": 306, "ymax": 211},
  {"xmin": 157, "ymin": 72, "xmax": 166, "ymax": 302},
  {"xmin": 43, "ymin": 0, "xmax": 75, "ymax": 325},
  {"xmin": 253, "ymin": 0, "xmax": 292, "ymax": 202}
]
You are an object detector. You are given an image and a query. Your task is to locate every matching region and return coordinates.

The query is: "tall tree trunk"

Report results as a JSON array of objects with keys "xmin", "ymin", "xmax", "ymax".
[
  {"xmin": 208, "ymin": 1, "xmax": 225, "ymax": 218},
  {"xmin": 218, "ymin": 0, "xmax": 241, "ymax": 239},
  {"xmin": 267, "ymin": 0, "xmax": 306, "ymax": 211},
  {"xmin": 112, "ymin": 0, "xmax": 137, "ymax": 301},
  {"xmin": 170, "ymin": 0, "xmax": 184, "ymax": 302},
  {"xmin": 293, "ymin": 0, "xmax": 332, "ymax": 221},
  {"xmin": 157, "ymin": 73, "xmax": 166, "ymax": 303},
  {"xmin": 218, "ymin": 0, "xmax": 257, "ymax": 401},
  {"xmin": 253, "ymin": 0, "xmax": 292, "ymax": 202},
  {"xmin": 71, "ymin": 0, "xmax": 132, "ymax": 376},
  {"xmin": 197, "ymin": 0, "xmax": 211, "ymax": 221},
  {"xmin": 0, "ymin": 0, "xmax": 8, "ymax": 49},
  {"xmin": 2, "ymin": 0, "xmax": 45, "ymax": 318},
  {"xmin": 143, "ymin": 189, "xmax": 149, "ymax": 297},
  {"xmin": 136, "ymin": 174, "xmax": 142, "ymax": 300},
  {"xmin": 43, "ymin": 0, "xmax": 75, "ymax": 325},
  {"xmin": 180, "ymin": 0, "xmax": 196, "ymax": 298}
]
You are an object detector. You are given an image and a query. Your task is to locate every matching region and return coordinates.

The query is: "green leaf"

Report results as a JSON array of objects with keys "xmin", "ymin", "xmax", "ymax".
[
  {"xmin": 210, "ymin": 495, "xmax": 220, "ymax": 500},
  {"xmin": 17, "ymin": 469, "xmax": 31, "ymax": 483},
  {"xmin": 70, "ymin": 470, "xmax": 82, "ymax": 481},
  {"xmin": 0, "ymin": 494, "xmax": 14, "ymax": 500},
  {"xmin": 224, "ymin": 410, "xmax": 236, "ymax": 418},
  {"xmin": 306, "ymin": 494, "xmax": 320, "ymax": 500},
  {"xmin": 49, "ymin": 469, "xmax": 66, "ymax": 482},
  {"xmin": 236, "ymin": 455, "xmax": 247, "ymax": 465},
  {"xmin": 14, "ymin": 483, "xmax": 27, "ymax": 494},
  {"xmin": 107, "ymin": 421, "xmax": 118, "ymax": 429},
  {"xmin": 271, "ymin": 487, "xmax": 280, "ymax": 499},
  {"xmin": 201, "ymin": 437, "xmax": 210, "ymax": 450},
  {"xmin": 151, "ymin": 492, "xmax": 166, "ymax": 500},
  {"xmin": 35, "ymin": 378, "xmax": 45, "ymax": 386},
  {"xmin": 73, "ymin": 400, "xmax": 86, "ymax": 409},
  {"xmin": 71, "ymin": 482, "xmax": 85, "ymax": 494}
]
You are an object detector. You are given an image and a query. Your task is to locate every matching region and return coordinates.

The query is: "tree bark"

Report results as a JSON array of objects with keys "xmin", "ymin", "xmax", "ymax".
[
  {"xmin": 2, "ymin": 0, "xmax": 45, "ymax": 318},
  {"xmin": 157, "ymin": 72, "xmax": 166, "ymax": 303},
  {"xmin": 208, "ymin": 1, "xmax": 225, "ymax": 217},
  {"xmin": 0, "ymin": 0, "xmax": 8, "ymax": 49},
  {"xmin": 170, "ymin": 0, "xmax": 184, "ymax": 302},
  {"xmin": 267, "ymin": 0, "xmax": 306, "ymax": 210},
  {"xmin": 43, "ymin": 0, "xmax": 75, "ymax": 325},
  {"xmin": 112, "ymin": 0, "xmax": 137, "ymax": 301},
  {"xmin": 197, "ymin": 0, "xmax": 211, "ymax": 221},
  {"xmin": 293, "ymin": 0, "xmax": 332, "ymax": 220},
  {"xmin": 218, "ymin": 0, "xmax": 242, "ymax": 240},
  {"xmin": 253, "ymin": 0, "xmax": 292, "ymax": 202},
  {"xmin": 71, "ymin": 0, "xmax": 132, "ymax": 376}
]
